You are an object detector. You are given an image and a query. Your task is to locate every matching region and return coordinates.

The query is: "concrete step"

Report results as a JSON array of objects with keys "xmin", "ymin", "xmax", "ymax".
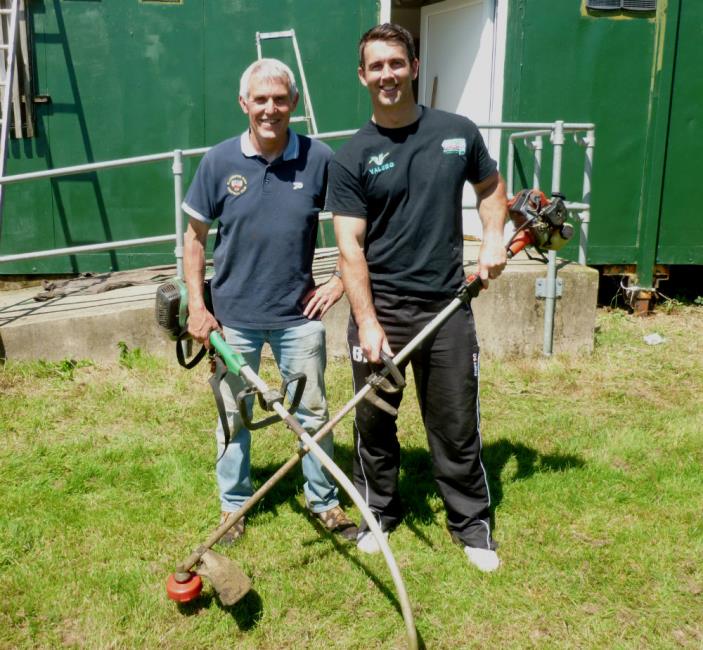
[{"xmin": 0, "ymin": 244, "xmax": 598, "ymax": 364}]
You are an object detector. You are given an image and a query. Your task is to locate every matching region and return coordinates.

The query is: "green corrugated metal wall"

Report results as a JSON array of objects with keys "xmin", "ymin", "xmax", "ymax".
[
  {"xmin": 1, "ymin": 0, "xmax": 377, "ymax": 274},
  {"xmin": 503, "ymin": 0, "xmax": 701, "ymax": 285},
  {"xmin": 4, "ymin": 1, "xmax": 700, "ymax": 282},
  {"xmin": 654, "ymin": 1, "xmax": 701, "ymax": 268}
]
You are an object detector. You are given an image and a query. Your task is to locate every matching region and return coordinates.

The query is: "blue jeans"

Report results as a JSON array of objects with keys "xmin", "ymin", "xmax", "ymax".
[{"xmin": 216, "ymin": 319, "xmax": 339, "ymax": 513}]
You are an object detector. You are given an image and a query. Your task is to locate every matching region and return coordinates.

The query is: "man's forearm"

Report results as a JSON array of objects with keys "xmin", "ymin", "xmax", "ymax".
[
  {"xmin": 473, "ymin": 173, "xmax": 508, "ymax": 284},
  {"xmin": 183, "ymin": 227, "xmax": 208, "ymax": 309},
  {"xmin": 339, "ymin": 247, "xmax": 377, "ymax": 327},
  {"xmin": 476, "ymin": 173, "xmax": 508, "ymax": 236},
  {"xmin": 183, "ymin": 221, "xmax": 220, "ymax": 344},
  {"xmin": 334, "ymin": 214, "xmax": 389, "ymax": 361}
]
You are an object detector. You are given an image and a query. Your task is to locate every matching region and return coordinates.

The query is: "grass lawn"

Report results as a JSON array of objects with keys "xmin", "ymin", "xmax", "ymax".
[{"xmin": 1, "ymin": 304, "xmax": 702, "ymax": 649}]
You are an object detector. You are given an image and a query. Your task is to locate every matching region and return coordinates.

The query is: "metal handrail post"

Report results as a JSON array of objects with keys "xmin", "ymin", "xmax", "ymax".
[
  {"xmin": 172, "ymin": 149, "xmax": 185, "ymax": 279},
  {"xmin": 507, "ymin": 136, "xmax": 515, "ymax": 197},
  {"xmin": 530, "ymin": 136, "xmax": 543, "ymax": 188},
  {"xmin": 576, "ymin": 129, "xmax": 595, "ymax": 266},
  {"xmin": 508, "ymin": 129, "xmax": 550, "ymax": 196},
  {"xmin": 543, "ymin": 251, "xmax": 557, "ymax": 357},
  {"xmin": 0, "ymin": 0, "xmax": 20, "ymax": 236},
  {"xmin": 524, "ymin": 134, "xmax": 543, "ymax": 188},
  {"xmin": 544, "ymin": 121, "xmax": 564, "ymax": 356}
]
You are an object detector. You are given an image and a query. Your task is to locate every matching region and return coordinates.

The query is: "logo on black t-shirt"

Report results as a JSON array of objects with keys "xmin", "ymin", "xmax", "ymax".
[
  {"xmin": 367, "ymin": 151, "xmax": 395, "ymax": 176},
  {"xmin": 226, "ymin": 174, "xmax": 248, "ymax": 196},
  {"xmin": 441, "ymin": 138, "xmax": 467, "ymax": 155}
]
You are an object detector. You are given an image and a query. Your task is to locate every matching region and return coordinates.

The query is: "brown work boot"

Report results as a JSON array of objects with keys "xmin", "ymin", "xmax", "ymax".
[
  {"xmin": 313, "ymin": 505, "xmax": 358, "ymax": 541},
  {"xmin": 217, "ymin": 511, "xmax": 245, "ymax": 547}
]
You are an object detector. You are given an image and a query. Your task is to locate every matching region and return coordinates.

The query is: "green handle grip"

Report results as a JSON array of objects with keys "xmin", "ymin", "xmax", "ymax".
[{"xmin": 209, "ymin": 331, "xmax": 247, "ymax": 376}]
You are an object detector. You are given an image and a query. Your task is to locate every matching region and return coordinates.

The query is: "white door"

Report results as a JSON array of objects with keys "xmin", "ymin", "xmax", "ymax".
[{"xmin": 420, "ymin": 0, "xmax": 506, "ymax": 237}]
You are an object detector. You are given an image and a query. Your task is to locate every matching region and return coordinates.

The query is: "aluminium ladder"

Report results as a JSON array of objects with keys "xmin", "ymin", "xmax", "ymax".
[
  {"xmin": 255, "ymin": 29, "xmax": 318, "ymax": 134},
  {"xmin": 0, "ymin": 0, "xmax": 20, "ymax": 230}
]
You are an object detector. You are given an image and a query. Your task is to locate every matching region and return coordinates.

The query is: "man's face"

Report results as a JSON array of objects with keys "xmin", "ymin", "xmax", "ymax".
[
  {"xmin": 358, "ymin": 40, "xmax": 418, "ymax": 109},
  {"xmin": 239, "ymin": 75, "xmax": 298, "ymax": 146}
]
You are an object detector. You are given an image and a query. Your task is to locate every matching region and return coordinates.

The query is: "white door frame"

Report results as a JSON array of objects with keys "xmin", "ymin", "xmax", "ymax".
[
  {"xmin": 379, "ymin": 0, "xmax": 391, "ymax": 23},
  {"xmin": 418, "ymin": 0, "xmax": 507, "ymax": 160},
  {"xmin": 417, "ymin": 0, "xmax": 508, "ymax": 235}
]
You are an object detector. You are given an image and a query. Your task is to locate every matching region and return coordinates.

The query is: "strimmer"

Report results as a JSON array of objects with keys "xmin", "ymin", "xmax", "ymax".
[{"xmin": 159, "ymin": 189, "xmax": 571, "ymax": 650}]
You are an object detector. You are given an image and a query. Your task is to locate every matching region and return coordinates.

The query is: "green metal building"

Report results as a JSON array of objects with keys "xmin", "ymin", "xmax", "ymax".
[
  {"xmin": 0, "ymin": 0, "xmax": 378, "ymax": 274},
  {"xmin": 0, "ymin": 0, "xmax": 699, "ymax": 296},
  {"xmin": 503, "ymin": 0, "xmax": 699, "ymax": 294}
]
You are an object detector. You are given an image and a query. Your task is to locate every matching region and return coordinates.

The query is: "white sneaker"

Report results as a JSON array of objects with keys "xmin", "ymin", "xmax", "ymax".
[
  {"xmin": 357, "ymin": 530, "xmax": 389, "ymax": 554},
  {"xmin": 464, "ymin": 546, "xmax": 500, "ymax": 572}
]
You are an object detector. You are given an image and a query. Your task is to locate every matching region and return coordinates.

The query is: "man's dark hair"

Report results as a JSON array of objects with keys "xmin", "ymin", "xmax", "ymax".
[{"xmin": 358, "ymin": 23, "xmax": 416, "ymax": 69}]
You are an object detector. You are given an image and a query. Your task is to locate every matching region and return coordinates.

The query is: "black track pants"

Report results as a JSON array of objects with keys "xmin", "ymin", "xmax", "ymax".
[{"xmin": 347, "ymin": 292, "xmax": 495, "ymax": 550}]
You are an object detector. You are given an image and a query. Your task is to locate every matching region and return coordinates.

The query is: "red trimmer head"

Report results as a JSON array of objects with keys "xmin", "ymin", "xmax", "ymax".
[
  {"xmin": 166, "ymin": 548, "xmax": 251, "ymax": 606},
  {"xmin": 166, "ymin": 572, "xmax": 203, "ymax": 603}
]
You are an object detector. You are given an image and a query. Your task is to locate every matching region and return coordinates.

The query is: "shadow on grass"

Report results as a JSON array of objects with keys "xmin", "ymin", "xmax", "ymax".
[
  {"xmin": 177, "ymin": 587, "xmax": 264, "ymax": 630},
  {"xmin": 292, "ymin": 498, "xmax": 428, "ymax": 650},
  {"xmin": 246, "ymin": 437, "xmax": 357, "ymax": 515},
  {"xmin": 189, "ymin": 431, "xmax": 581, "ymax": 647},
  {"xmin": 247, "ymin": 435, "xmax": 585, "ymax": 539},
  {"xmin": 224, "ymin": 589, "xmax": 264, "ymax": 630},
  {"xmin": 397, "ymin": 439, "xmax": 586, "ymax": 532},
  {"xmin": 483, "ymin": 439, "xmax": 586, "ymax": 515}
]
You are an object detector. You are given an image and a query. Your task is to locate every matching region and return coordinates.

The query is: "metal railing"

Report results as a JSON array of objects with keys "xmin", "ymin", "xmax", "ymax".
[
  {"xmin": 453, "ymin": 122, "xmax": 594, "ymax": 355},
  {"xmin": 502, "ymin": 120, "xmax": 595, "ymax": 354},
  {"xmin": 0, "ymin": 129, "xmax": 356, "ymax": 274},
  {"xmin": 0, "ymin": 121, "xmax": 594, "ymax": 355},
  {"xmin": 506, "ymin": 123, "xmax": 594, "ymax": 267}
]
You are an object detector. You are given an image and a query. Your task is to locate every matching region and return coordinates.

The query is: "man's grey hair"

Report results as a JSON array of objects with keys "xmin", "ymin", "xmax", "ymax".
[{"xmin": 239, "ymin": 58, "xmax": 299, "ymax": 100}]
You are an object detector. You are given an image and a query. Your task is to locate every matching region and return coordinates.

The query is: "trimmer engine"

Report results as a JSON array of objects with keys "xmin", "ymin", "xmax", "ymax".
[
  {"xmin": 507, "ymin": 189, "xmax": 573, "ymax": 253},
  {"xmin": 155, "ymin": 278, "xmax": 212, "ymax": 340},
  {"xmin": 155, "ymin": 278, "xmax": 189, "ymax": 340}
]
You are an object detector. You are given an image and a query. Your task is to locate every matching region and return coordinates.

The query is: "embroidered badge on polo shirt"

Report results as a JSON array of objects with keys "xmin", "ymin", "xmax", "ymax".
[
  {"xmin": 226, "ymin": 174, "xmax": 248, "ymax": 196},
  {"xmin": 441, "ymin": 138, "xmax": 466, "ymax": 155}
]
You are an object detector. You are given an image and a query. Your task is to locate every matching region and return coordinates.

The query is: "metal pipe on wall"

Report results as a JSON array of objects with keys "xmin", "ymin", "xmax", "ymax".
[
  {"xmin": 172, "ymin": 150, "xmax": 185, "ymax": 279},
  {"xmin": 507, "ymin": 137, "xmax": 515, "ymax": 196},
  {"xmin": 576, "ymin": 129, "xmax": 595, "ymax": 266},
  {"xmin": 543, "ymin": 120, "xmax": 565, "ymax": 356},
  {"xmin": 507, "ymin": 128, "xmax": 551, "ymax": 196},
  {"xmin": 530, "ymin": 136, "xmax": 543, "ymax": 188},
  {"xmin": 0, "ymin": 234, "xmax": 180, "ymax": 263}
]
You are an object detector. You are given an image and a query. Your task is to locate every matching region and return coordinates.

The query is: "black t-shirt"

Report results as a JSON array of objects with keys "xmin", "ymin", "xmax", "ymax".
[{"xmin": 326, "ymin": 106, "xmax": 496, "ymax": 296}]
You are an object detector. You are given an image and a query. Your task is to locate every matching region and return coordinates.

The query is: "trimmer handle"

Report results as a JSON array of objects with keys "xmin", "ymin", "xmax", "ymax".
[
  {"xmin": 363, "ymin": 351, "xmax": 406, "ymax": 416},
  {"xmin": 507, "ymin": 229, "xmax": 535, "ymax": 259},
  {"xmin": 457, "ymin": 228, "xmax": 536, "ymax": 303},
  {"xmin": 209, "ymin": 331, "xmax": 247, "ymax": 375},
  {"xmin": 457, "ymin": 274, "xmax": 483, "ymax": 303},
  {"xmin": 236, "ymin": 372, "xmax": 307, "ymax": 431},
  {"xmin": 210, "ymin": 330, "xmax": 307, "ymax": 430}
]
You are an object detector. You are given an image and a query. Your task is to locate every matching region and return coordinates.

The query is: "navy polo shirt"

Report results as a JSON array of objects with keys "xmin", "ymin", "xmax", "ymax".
[{"xmin": 182, "ymin": 130, "xmax": 332, "ymax": 329}]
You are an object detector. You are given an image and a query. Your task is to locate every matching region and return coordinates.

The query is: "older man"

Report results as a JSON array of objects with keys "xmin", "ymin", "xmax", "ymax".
[
  {"xmin": 326, "ymin": 24, "xmax": 508, "ymax": 571},
  {"xmin": 182, "ymin": 58, "xmax": 357, "ymax": 543}
]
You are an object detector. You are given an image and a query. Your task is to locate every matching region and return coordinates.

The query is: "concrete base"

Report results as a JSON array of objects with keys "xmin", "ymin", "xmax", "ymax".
[
  {"xmin": 320, "ymin": 253, "xmax": 598, "ymax": 358},
  {"xmin": 0, "ymin": 244, "xmax": 598, "ymax": 363},
  {"xmin": 0, "ymin": 283, "xmax": 172, "ymax": 364},
  {"xmin": 471, "ymin": 254, "xmax": 599, "ymax": 356}
]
